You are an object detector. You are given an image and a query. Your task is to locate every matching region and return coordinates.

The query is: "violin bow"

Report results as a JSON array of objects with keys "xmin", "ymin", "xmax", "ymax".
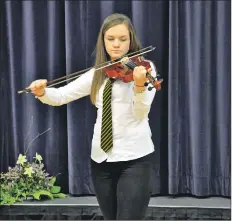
[{"xmin": 18, "ymin": 46, "xmax": 155, "ymax": 94}]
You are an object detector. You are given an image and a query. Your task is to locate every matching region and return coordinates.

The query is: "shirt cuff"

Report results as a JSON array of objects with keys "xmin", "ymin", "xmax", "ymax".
[
  {"xmin": 35, "ymin": 88, "xmax": 55, "ymax": 104},
  {"xmin": 133, "ymin": 89, "xmax": 151, "ymax": 105}
]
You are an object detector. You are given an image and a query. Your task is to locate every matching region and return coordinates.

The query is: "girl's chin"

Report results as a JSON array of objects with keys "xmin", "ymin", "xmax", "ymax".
[{"xmin": 110, "ymin": 55, "xmax": 122, "ymax": 60}]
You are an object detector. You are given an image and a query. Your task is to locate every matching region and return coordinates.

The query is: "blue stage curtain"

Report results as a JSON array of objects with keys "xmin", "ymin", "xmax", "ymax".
[{"xmin": 0, "ymin": 0, "xmax": 230, "ymax": 196}]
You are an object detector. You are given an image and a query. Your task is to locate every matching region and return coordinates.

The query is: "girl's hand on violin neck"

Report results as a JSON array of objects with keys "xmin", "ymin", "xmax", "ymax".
[
  {"xmin": 133, "ymin": 66, "xmax": 151, "ymax": 87},
  {"xmin": 28, "ymin": 79, "xmax": 47, "ymax": 97}
]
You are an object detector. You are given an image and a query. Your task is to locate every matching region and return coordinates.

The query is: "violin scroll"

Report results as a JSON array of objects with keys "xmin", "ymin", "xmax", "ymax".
[{"xmin": 145, "ymin": 72, "xmax": 163, "ymax": 91}]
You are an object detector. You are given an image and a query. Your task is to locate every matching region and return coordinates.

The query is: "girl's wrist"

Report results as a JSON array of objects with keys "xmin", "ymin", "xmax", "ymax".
[{"xmin": 134, "ymin": 84, "xmax": 146, "ymax": 93}]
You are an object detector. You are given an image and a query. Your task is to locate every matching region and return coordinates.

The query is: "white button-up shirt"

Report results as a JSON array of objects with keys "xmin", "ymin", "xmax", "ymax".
[{"xmin": 38, "ymin": 60, "xmax": 157, "ymax": 163}]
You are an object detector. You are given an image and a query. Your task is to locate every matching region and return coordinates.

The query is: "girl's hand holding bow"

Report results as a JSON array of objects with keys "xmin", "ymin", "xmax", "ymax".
[{"xmin": 28, "ymin": 79, "xmax": 48, "ymax": 97}]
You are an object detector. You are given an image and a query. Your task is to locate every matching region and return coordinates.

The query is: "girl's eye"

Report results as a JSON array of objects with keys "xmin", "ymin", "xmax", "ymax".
[{"xmin": 107, "ymin": 38, "xmax": 127, "ymax": 41}]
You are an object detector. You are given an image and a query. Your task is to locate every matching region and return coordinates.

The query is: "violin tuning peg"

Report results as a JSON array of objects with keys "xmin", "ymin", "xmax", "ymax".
[
  {"xmin": 156, "ymin": 75, "xmax": 163, "ymax": 81},
  {"xmin": 144, "ymin": 82, "xmax": 149, "ymax": 87}
]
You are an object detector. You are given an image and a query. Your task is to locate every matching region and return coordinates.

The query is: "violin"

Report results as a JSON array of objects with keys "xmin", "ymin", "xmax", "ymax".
[
  {"xmin": 18, "ymin": 46, "xmax": 163, "ymax": 94},
  {"xmin": 103, "ymin": 55, "xmax": 163, "ymax": 91}
]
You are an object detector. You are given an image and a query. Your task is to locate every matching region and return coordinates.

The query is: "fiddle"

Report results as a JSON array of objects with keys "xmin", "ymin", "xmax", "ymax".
[
  {"xmin": 103, "ymin": 55, "xmax": 163, "ymax": 91},
  {"xmin": 18, "ymin": 46, "xmax": 163, "ymax": 94}
]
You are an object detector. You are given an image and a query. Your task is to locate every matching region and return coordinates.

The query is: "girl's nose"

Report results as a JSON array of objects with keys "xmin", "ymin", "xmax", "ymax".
[{"xmin": 113, "ymin": 39, "xmax": 120, "ymax": 47}]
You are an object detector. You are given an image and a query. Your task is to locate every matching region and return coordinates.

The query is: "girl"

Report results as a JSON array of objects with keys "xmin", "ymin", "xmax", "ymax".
[{"xmin": 29, "ymin": 13, "xmax": 157, "ymax": 220}]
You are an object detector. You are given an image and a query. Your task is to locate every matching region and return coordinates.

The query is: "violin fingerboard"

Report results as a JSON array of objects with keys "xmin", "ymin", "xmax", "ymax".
[{"xmin": 124, "ymin": 60, "xmax": 137, "ymax": 70}]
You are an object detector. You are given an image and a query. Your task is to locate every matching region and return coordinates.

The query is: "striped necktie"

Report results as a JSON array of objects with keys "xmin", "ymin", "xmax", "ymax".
[{"xmin": 101, "ymin": 78, "xmax": 115, "ymax": 153}]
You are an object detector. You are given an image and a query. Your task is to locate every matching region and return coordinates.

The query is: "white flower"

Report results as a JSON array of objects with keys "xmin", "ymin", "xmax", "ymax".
[
  {"xmin": 24, "ymin": 167, "xmax": 35, "ymax": 177},
  {"xmin": 33, "ymin": 153, "xmax": 43, "ymax": 163},
  {"xmin": 16, "ymin": 154, "xmax": 27, "ymax": 165}
]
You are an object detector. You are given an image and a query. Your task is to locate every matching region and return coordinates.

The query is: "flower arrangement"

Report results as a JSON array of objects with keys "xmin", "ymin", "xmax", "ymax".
[
  {"xmin": 0, "ymin": 119, "xmax": 66, "ymax": 205},
  {"xmin": 0, "ymin": 152, "xmax": 67, "ymax": 205}
]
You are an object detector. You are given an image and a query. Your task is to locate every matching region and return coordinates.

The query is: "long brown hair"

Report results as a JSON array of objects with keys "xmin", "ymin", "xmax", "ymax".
[{"xmin": 90, "ymin": 13, "xmax": 142, "ymax": 104}]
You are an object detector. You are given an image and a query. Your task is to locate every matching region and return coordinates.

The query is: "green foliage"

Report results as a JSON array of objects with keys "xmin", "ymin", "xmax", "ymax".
[{"xmin": 0, "ymin": 153, "xmax": 67, "ymax": 205}]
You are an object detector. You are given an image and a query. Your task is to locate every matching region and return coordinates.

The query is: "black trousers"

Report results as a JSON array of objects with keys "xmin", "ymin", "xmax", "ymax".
[{"xmin": 90, "ymin": 152, "xmax": 154, "ymax": 220}]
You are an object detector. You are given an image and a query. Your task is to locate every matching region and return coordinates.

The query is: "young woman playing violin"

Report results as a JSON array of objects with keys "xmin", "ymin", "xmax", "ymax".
[{"xmin": 28, "ymin": 13, "xmax": 159, "ymax": 220}]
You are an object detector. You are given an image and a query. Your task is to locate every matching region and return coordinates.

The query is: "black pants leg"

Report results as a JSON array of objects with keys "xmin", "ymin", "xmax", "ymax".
[
  {"xmin": 90, "ymin": 153, "xmax": 153, "ymax": 220},
  {"xmin": 90, "ymin": 159, "xmax": 118, "ymax": 219}
]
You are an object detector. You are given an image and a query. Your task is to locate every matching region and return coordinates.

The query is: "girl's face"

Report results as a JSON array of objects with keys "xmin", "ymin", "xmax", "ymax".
[{"xmin": 104, "ymin": 24, "xmax": 130, "ymax": 60}]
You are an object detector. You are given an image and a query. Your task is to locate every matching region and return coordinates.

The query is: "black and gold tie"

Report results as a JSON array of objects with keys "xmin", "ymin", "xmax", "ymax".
[{"xmin": 100, "ymin": 78, "xmax": 115, "ymax": 153}]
